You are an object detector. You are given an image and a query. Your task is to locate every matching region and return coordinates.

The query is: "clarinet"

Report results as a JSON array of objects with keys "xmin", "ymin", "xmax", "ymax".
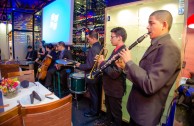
[{"xmin": 93, "ymin": 32, "xmax": 150, "ymax": 78}]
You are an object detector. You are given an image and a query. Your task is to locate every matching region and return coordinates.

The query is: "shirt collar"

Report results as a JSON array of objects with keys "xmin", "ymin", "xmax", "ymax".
[
  {"xmin": 151, "ymin": 33, "xmax": 168, "ymax": 46},
  {"xmin": 114, "ymin": 43, "xmax": 124, "ymax": 52},
  {"xmin": 92, "ymin": 42, "xmax": 99, "ymax": 46}
]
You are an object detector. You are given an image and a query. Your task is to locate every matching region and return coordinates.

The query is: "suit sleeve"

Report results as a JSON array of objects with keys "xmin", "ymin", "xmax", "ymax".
[
  {"xmin": 79, "ymin": 47, "xmax": 99, "ymax": 71},
  {"xmin": 32, "ymin": 51, "xmax": 37, "ymax": 61},
  {"xmin": 63, "ymin": 50, "xmax": 73, "ymax": 60},
  {"xmin": 100, "ymin": 61, "xmax": 123, "ymax": 79},
  {"xmin": 67, "ymin": 50, "xmax": 73, "ymax": 60},
  {"xmin": 26, "ymin": 52, "xmax": 29, "ymax": 60},
  {"xmin": 51, "ymin": 51, "xmax": 57, "ymax": 62},
  {"xmin": 125, "ymin": 44, "xmax": 180, "ymax": 95}
]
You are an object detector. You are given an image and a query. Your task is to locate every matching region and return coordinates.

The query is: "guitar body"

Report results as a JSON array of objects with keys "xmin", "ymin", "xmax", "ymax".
[{"xmin": 36, "ymin": 55, "xmax": 52, "ymax": 80}]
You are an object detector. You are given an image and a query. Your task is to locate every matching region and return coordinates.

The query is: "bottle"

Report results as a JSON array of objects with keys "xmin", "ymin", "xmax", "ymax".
[{"xmin": 16, "ymin": 56, "xmax": 19, "ymax": 64}]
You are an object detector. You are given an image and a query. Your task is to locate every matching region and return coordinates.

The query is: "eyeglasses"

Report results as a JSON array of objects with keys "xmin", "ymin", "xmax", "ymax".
[{"xmin": 111, "ymin": 36, "xmax": 117, "ymax": 39}]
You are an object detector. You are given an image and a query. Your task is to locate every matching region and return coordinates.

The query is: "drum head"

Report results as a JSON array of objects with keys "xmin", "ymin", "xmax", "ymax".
[{"xmin": 71, "ymin": 73, "xmax": 85, "ymax": 79}]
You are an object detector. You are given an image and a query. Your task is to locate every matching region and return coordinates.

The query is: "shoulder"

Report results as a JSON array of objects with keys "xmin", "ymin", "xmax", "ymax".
[
  {"xmin": 93, "ymin": 42, "xmax": 102, "ymax": 48},
  {"xmin": 157, "ymin": 37, "xmax": 180, "ymax": 58}
]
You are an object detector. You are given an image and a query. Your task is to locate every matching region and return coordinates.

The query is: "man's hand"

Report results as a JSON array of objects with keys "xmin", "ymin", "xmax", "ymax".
[
  {"xmin": 47, "ymin": 54, "xmax": 52, "ymax": 58},
  {"xmin": 118, "ymin": 48, "xmax": 132, "ymax": 63},
  {"xmin": 76, "ymin": 62, "xmax": 81, "ymax": 68},
  {"xmin": 35, "ymin": 58, "xmax": 39, "ymax": 62},
  {"xmin": 55, "ymin": 64, "xmax": 61, "ymax": 70},
  {"xmin": 115, "ymin": 58, "xmax": 125, "ymax": 69},
  {"xmin": 96, "ymin": 55, "xmax": 104, "ymax": 67}
]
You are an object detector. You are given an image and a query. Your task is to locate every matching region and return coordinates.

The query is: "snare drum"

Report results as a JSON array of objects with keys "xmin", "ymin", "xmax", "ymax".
[{"xmin": 68, "ymin": 73, "xmax": 86, "ymax": 94}]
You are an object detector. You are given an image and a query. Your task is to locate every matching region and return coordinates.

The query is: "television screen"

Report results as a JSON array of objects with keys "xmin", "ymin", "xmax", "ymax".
[{"xmin": 42, "ymin": 0, "xmax": 74, "ymax": 45}]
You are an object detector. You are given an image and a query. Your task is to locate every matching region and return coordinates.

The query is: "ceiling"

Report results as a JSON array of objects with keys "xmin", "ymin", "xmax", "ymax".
[
  {"xmin": 0, "ymin": 0, "xmax": 55, "ymax": 21},
  {"xmin": 0, "ymin": 0, "xmax": 140, "ymax": 21}
]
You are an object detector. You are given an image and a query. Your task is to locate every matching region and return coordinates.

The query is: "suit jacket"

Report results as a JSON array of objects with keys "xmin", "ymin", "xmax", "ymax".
[
  {"xmin": 26, "ymin": 50, "xmax": 37, "ymax": 61},
  {"xmin": 79, "ymin": 42, "xmax": 102, "ymax": 73},
  {"xmin": 125, "ymin": 34, "xmax": 181, "ymax": 126},
  {"xmin": 58, "ymin": 49, "xmax": 73, "ymax": 60},
  {"xmin": 100, "ymin": 45, "xmax": 126, "ymax": 98},
  {"xmin": 47, "ymin": 50, "xmax": 57, "ymax": 69}
]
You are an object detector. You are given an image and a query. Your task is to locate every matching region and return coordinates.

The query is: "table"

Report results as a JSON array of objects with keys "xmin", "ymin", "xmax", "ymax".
[
  {"xmin": 0, "ymin": 82, "xmax": 59, "ymax": 112},
  {"xmin": 19, "ymin": 61, "xmax": 34, "ymax": 70}
]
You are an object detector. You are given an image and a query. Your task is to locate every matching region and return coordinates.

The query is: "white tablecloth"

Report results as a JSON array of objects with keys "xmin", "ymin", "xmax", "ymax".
[{"xmin": 2, "ymin": 82, "xmax": 59, "ymax": 112}]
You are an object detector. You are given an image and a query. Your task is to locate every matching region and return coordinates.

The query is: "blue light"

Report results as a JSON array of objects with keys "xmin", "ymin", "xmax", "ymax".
[{"xmin": 42, "ymin": 0, "xmax": 74, "ymax": 45}]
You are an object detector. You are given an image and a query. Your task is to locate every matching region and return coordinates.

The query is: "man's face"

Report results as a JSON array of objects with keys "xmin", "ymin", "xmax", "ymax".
[
  {"xmin": 28, "ymin": 48, "xmax": 32, "ymax": 52},
  {"xmin": 46, "ymin": 47, "xmax": 49, "ymax": 51},
  {"xmin": 86, "ymin": 36, "xmax": 93, "ymax": 45},
  {"xmin": 110, "ymin": 32, "xmax": 119, "ymax": 46},
  {"xmin": 147, "ymin": 16, "xmax": 164, "ymax": 39},
  {"xmin": 57, "ymin": 44, "xmax": 62, "ymax": 51}
]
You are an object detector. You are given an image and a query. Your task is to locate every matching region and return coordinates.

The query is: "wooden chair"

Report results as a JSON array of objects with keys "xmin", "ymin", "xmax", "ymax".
[
  {"xmin": 0, "ymin": 64, "xmax": 20, "ymax": 78},
  {"xmin": 0, "ymin": 105, "xmax": 23, "ymax": 126},
  {"xmin": 21, "ymin": 94, "xmax": 72, "ymax": 126},
  {"xmin": 7, "ymin": 70, "xmax": 35, "ymax": 82}
]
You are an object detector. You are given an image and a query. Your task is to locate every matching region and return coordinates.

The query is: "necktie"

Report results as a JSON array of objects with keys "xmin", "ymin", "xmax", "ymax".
[{"xmin": 59, "ymin": 51, "xmax": 63, "ymax": 59}]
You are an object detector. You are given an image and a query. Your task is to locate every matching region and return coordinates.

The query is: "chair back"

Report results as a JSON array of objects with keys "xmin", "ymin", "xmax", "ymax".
[
  {"xmin": 7, "ymin": 70, "xmax": 35, "ymax": 82},
  {"xmin": 0, "ymin": 105, "xmax": 23, "ymax": 126},
  {"xmin": 21, "ymin": 94, "xmax": 72, "ymax": 126},
  {"xmin": 0, "ymin": 64, "xmax": 20, "ymax": 78}
]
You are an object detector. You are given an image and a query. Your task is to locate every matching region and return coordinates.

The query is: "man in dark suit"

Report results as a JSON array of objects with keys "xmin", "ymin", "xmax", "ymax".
[
  {"xmin": 45, "ymin": 41, "xmax": 72, "ymax": 92},
  {"xmin": 95, "ymin": 27, "xmax": 127, "ymax": 126},
  {"xmin": 117, "ymin": 10, "xmax": 181, "ymax": 126},
  {"xmin": 76, "ymin": 31, "xmax": 102, "ymax": 117},
  {"xmin": 26, "ymin": 45, "xmax": 37, "ymax": 61}
]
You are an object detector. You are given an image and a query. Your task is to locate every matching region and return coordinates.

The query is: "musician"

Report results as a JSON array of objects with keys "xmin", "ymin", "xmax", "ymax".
[
  {"xmin": 45, "ymin": 43, "xmax": 57, "ymax": 69},
  {"xmin": 25, "ymin": 45, "xmax": 37, "ymax": 61},
  {"xmin": 95, "ymin": 27, "xmax": 127, "ymax": 126},
  {"xmin": 45, "ymin": 41, "xmax": 72, "ymax": 92},
  {"xmin": 76, "ymin": 31, "xmax": 102, "ymax": 117},
  {"xmin": 116, "ymin": 10, "xmax": 181, "ymax": 126},
  {"xmin": 37, "ymin": 41, "xmax": 46, "ymax": 61}
]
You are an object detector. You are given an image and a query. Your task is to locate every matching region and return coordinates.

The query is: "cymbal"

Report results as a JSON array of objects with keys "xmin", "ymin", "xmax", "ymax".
[{"xmin": 56, "ymin": 59, "xmax": 75, "ymax": 65}]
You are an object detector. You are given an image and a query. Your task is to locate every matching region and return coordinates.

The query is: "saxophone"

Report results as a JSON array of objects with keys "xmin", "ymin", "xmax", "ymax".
[{"xmin": 85, "ymin": 44, "xmax": 108, "ymax": 83}]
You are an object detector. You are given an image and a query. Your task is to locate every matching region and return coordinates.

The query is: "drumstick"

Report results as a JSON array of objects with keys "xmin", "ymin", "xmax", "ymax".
[{"xmin": 45, "ymin": 92, "xmax": 54, "ymax": 97}]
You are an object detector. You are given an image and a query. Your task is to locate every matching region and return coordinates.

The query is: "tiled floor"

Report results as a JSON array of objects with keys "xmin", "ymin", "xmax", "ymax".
[
  {"xmin": 72, "ymin": 94, "xmax": 129, "ymax": 126},
  {"xmin": 72, "ymin": 95, "xmax": 101, "ymax": 126}
]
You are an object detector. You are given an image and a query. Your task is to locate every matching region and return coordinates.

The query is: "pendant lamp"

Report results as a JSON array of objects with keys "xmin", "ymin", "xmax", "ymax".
[{"xmin": 187, "ymin": 14, "xmax": 194, "ymax": 29}]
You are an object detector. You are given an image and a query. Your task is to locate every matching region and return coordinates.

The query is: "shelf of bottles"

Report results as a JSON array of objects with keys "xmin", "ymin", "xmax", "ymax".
[
  {"xmin": 71, "ymin": 43, "xmax": 89, "ymax": 64},
  {"xmin": 73, "ymin": 0, "xmax": 106, "ymax": 63},
  {"xmin": 34, "ymin": 11, "xmax": 42, "ymax": 51}
]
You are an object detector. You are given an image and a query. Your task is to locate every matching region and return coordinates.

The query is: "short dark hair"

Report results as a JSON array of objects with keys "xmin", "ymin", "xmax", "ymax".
[
  {"xmin": 110, "ymin": 27, "xmax": 127, "ymax": 42},
  {"xmin": 58, "ymin": 41, "xmax": 65, "ymax": 47},
  {"xmin": 150, "ymin": 10, "xmax": 173, "ymax": 31},
  {"xmin": 46, "ymin": 43, "xmax": 54, "ymax": 50},
  {"xmin": 88, "ymin": 31, "xmax": 98, "ymax": 39},
  {"xmin": 27, "ymin": 45, "xmax": 32, "ymax": 49}
]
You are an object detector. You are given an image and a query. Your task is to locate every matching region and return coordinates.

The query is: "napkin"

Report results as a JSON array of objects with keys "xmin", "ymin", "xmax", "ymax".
[
  {"xmin": 30, "ymin": 91, "xmax": 42, "ymax": 104},
  {"xmin": 20, "ymin": 80, "xmax": 29, "ymax": 88}
]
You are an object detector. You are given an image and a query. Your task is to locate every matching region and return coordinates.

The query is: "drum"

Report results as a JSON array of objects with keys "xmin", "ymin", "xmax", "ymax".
[{"xmin": 68, "ymin": 72, "xmax": 86, "ymax": 94}]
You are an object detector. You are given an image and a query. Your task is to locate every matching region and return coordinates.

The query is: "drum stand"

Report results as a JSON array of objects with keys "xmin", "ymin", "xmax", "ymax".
[
  {"xmin": 74, "ymin": 93, "xmax": 79, "ymax": 109},
  {"xmin": 69, "ymin": 66, "xmax": 86, "ymax": 109}
]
